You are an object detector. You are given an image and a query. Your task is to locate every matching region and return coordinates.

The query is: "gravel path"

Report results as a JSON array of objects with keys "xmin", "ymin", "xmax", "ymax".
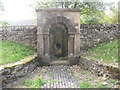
[
  {"xmin": 5, "ymin": 65, "xmax": 118, "ymax": 88},
  {"xmin": 41, "ymin": 65, "xmax": 80, "ymax": 88}
]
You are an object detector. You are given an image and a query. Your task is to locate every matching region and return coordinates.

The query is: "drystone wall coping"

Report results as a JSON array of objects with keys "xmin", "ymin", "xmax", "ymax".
[
  {"xmin": 82, "ymin": 56, "xmax": 118, "ymax": 68},
  {"xmin": 0, "ymin": 54, "xmax": 37, "ymax": 70},
  {"xmin": 79, "ymin": 57, "xmax": 120, "ymax": 80},
  {"xmin": 0, "ymin": 54, "xmax": 38, "ymax": 88}
]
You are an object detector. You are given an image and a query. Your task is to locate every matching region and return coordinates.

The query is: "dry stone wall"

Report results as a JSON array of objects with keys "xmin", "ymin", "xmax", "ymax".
[
  {"xmin": 80, "ymin": 24, "xmax": 119, "ymax": 50},
  {"xmin": 0, "ymin": 56, "xmax": 39, "ymax": 88},
  {"xmin": 79, "ymin": 57, "xmax": 120, "ymax": 80},
  {"xmin": 0, "ymin": 25, "xmax": 37, "ymax": 48},
  {"xmin": 0, "ymin": 24, "xmax": 119, "ymax": 49}
]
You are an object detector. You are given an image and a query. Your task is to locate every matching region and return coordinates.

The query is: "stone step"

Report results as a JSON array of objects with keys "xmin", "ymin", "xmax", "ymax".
[{"xmin": 50, "ymin": 60, "xmax": 69, "ymax": 65}]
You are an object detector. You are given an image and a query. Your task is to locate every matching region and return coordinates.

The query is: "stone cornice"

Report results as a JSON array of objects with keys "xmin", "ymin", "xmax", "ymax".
[{"xmin": 35, "ymin": 8, "xmax": 81, "ymax": 12}]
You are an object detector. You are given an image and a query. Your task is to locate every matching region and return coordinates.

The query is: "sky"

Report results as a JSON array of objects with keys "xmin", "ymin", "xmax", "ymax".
[
  {"xmin": 0, "ymin": 0, "xmax": 35, "ymax": 21},
  {"xmin": 0, "ymin": 0, "xmax": 119, "ymax": 25}
]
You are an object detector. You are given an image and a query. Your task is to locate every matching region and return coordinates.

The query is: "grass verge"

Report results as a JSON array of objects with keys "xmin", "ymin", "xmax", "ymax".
[
  {"xmin": 0, "ymin": 41, "xmax": 36, "ymax": 65},
  {"xmin": 21, "ymin": 75, "xmax": 45, "ymax": 88},
  {"xmin": 82, "ymin": 39, "xmax": 119, "ymax": 63}
]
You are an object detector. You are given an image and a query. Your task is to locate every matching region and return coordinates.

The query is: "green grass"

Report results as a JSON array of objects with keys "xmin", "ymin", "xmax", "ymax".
[
  {"xmin": 107, "ymin": 79, "xmax": 117, "ymax": 85},
  {"xmin": 21, "ymin": 76, "xmax": 45, "ymax": 88},
  {"xmin": 49, "ymin": 73, "xmax": 53, "ymax": 77},
  {"xmin": 83, "ymin": 39, "xmax": 119, "ymax": 63},
  {"xmin": 0, "ymin": 41, "xmax": 36, "ymax": 65},
  {"xmin": 80, "ymin": 80, "xmax": 113, "ymax": 88},
  {"xmin": 80, "ymin": 81, "xmax": 94, "ymax": 88},
  {"xmin": 96, "ymin": 83, "xmax": 111, "ymax": 88}
]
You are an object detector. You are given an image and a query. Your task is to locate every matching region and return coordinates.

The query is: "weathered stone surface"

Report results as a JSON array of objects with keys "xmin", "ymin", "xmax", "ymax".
[
  {"xmin": 36, "ymin": 9, "xmax": 81, "ymax": 65},
  {"xmin": 1, "ymin": 69, "xmax": 11, "ymax": 76},
  {"xmin": 0, "ymin": 58, "xmax": 39, "ymax": 88},
  {"xmin": 41, "ymin": 66, "xmax": 80, "ymax": 88},
  {"xmin": 79, "ymin": 57, "xmax": 120, "ymax": 79},
  {"xmin": 79, "ymin": 57, "xmax": 107, "ymax": 76},
  {"xmin": 1, "ymin": 25, "xmax": 37, "ymax": 48},
  {"xmin": 1, "ymin": 24, "xmax": 118, "ymax": 50},
  {"xmin": 80, "ymin": 24, "xmax": 118, "ymax": 50},
  {"xmin": 35, "ymin": 8, "xmax": 81, "ymax": 12}
]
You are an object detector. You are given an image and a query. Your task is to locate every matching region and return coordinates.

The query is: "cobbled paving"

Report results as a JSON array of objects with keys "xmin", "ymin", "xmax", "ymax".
[{"xmin": 41, "ymin": 65, "xmax": 80, "ymax": 88}]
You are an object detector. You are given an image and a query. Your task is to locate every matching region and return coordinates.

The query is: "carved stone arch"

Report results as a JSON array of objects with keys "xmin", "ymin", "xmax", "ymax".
[{"xmin": 43, "ymin": 16, "xmax": 77, "ymax": 34}]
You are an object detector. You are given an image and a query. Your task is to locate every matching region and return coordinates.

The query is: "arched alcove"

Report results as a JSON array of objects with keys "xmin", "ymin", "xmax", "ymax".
[{"xmin": 49, "ymin": 23, "xmax": 68, "ymax": 59}]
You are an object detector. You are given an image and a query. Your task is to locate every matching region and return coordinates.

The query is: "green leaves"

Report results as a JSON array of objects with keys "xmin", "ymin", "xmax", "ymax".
[
  {"xmin": 0, "ymin": 21, "xmax": 9, "ymax": 27},
  {"xmin": 32, "ymin": 0, "xmax": 117, "ymax": 24}
]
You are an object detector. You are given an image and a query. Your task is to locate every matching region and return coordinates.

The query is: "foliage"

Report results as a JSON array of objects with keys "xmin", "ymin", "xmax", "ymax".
[
  {"xmin": 102, "ymin": 3, "xmax": 118, "ymax": 24},
  {"xmin": 0, "ymin": 41, "xmax": 36, "ymax": 65},
  {"xmin": 31, "ymin": 0, "xmax": 117, "ymax": 24},
  {"xmin": 109, "ymin": 8, "xmax": 118, "ymax": 24},
  {"xmin": 0, "ymin": 21, "xmax": 9, "ymax": 27},
  {"xmin": 82, "ymin": 39, "xmax": 119, "ymax": 63},
  {"xmin": 21, "ymin": 75, "xmax": 45, "ymax": 88},
  {"xmin": 79, "ymin": 2, "xmax": 107, "ymax": 24}
]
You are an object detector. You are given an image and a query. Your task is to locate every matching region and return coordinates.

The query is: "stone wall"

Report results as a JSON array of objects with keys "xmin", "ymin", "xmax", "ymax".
[
  {"xmin": 79, "ymin": 57, "xmax": 120, "ymax": 80},
  {"xmin": 80, "ymin": 24, "xmax": 119, "ymax": 50},
  {"xmin": 0, "ymin": 25, "xmax": 37, "ymax": 48},
  {"xmin": 0, "ymin": 55, "xmax": 39, "ymax": 88},
  {"xmin": 0, "ymin": 24, "xmax": 119, "ymax": 50}
]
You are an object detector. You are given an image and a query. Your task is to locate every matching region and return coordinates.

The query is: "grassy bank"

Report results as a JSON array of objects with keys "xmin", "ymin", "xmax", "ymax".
[
  {"xmin": 82, "ymin": 39, "xmax": 119, "ymax": 63},
  {"xmin": 0, "ymin": 41, "xmax": 36, "ymax": 65}
]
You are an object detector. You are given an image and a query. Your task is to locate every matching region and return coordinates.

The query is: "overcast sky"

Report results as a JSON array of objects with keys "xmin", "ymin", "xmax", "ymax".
[{"xmin": 0, "ymin": 0, "xmax": 119, "ymax": 23}]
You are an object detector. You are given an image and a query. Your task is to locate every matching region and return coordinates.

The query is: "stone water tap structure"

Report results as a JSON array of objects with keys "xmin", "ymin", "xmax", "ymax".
[{"xmin": 36, "ymin": 9, "xmax": 81, "ymax": 65}]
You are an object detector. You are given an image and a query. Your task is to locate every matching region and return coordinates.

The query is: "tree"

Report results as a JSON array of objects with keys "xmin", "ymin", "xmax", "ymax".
[
  {"xmin": 110, "ymin": 8, "xmax": 118, "ymax": 24},
  {"xmin": 0, "ymin": 21, "xmax": 9, "ymax": 27},
  {"xmin": 31, "ymin": 0, "xmax": 115, "ymax": 24}
]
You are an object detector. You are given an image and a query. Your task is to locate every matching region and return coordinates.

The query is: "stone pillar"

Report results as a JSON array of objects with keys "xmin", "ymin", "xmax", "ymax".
[
  {"xmin": 74, "ymin": 34, "xmax": 80, "ymax": 57},
  {"xmin": 37, "ymin": 34, "xmax": 44, "ymax": 57},
  {"xmin": 43, "ymin": 34, "xmax": 50, "ymax": 57},
  {"xmin": 68, "ymin": 35, "xmax": 75, "ymax": 57}
]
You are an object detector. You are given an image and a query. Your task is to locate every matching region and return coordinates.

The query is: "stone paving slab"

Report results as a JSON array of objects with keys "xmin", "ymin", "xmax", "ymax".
[{"xmin": 41, "ymin": 65, "xmax": 80, "ymax": 88}]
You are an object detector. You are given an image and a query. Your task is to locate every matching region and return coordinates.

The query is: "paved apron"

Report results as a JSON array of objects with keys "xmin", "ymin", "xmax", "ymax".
[{"xmin": 41, "ymin": 65, "xmax": 80, "ymax": 88}]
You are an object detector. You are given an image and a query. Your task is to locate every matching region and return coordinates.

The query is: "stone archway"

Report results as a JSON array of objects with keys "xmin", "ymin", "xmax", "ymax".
[
  {"xmin": 49, "ymin": 23, "xmax": 68, "ymax": 59},
  {"xmin": 42, "ymin": 16, "xmax": 79, "ymax": 59},
  {"xmin": 36, "ymin": 9, "xmax": 81, "ymax": 65}
]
